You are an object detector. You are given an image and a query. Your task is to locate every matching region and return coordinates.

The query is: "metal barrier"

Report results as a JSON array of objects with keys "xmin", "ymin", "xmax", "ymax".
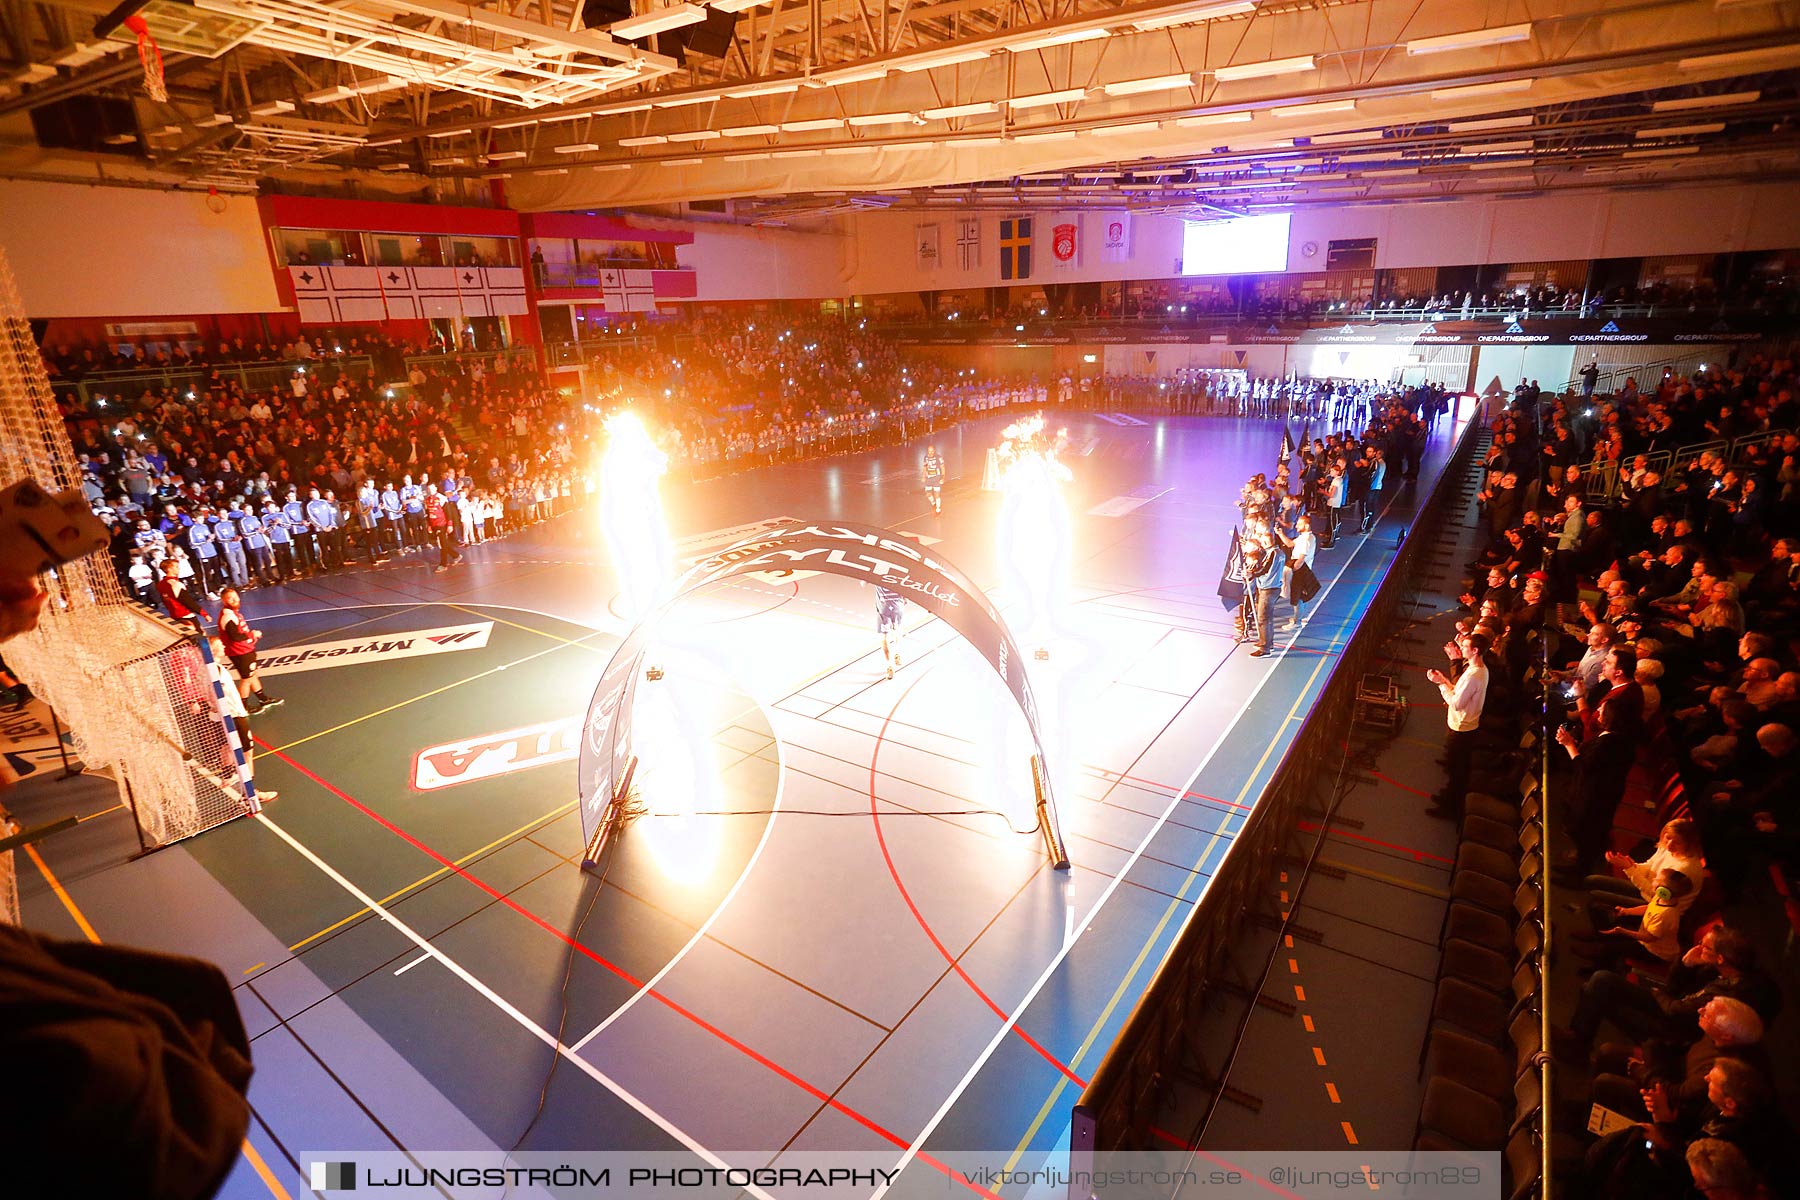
[
  {"xmin": 1070, "ymin": 411, "xmax": 1484, "ymax": 1165},
  {"xmin": 52, "ymin": 356, "xmax": 375, "ymax": 408}
]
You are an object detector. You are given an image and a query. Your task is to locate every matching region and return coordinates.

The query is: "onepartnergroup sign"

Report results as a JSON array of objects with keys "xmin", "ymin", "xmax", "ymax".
[{"xmin": 301, "ymin": 1150, "xmax": 1501, "ymax": 1198}]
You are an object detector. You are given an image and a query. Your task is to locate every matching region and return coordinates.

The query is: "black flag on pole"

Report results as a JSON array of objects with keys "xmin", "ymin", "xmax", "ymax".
[
  {"xmin": 1279, "ymin": 423, "xmax": 1295, "ymax": 463},
  {"xmin": 1217, "ymin": 527, "xmax": 1247, "ymax": 610}
]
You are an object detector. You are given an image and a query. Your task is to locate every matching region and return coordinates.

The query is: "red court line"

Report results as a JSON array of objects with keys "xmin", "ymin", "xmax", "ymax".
[
  {"xmin": 1097, "ymin": 770, "xmax": 1254, "ymax": 812},
  {"xmin": 1295, "ymin": 820, "xmax": 1453, "ymax": 865},
  {"xmin": 867, "ymin": 677, "xmax": 1086, "ymax": 1090},
  {"xmin": 255, "ymin": 738, "xmax": 997, "ymax": 1199}
]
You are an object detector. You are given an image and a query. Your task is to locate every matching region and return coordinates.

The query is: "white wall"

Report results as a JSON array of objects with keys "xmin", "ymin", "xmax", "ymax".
[
  {"xmin": 660, "ymin": 218, "xmax": 849, "ymax": 301},
  {"xmin": 841, "ymin": 180, "xmax": 1800, "ymax": 296},
  {"xmin": 0, "ymin": 180, "xmax": 282, "ymax": 317}
]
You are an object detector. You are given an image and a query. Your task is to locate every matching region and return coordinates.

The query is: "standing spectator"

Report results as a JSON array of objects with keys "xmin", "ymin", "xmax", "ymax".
[
  {"xmin": 1426, "ymin": 630, "xmax": 1491, "ymax": 819},
  {"xmin": 423, "ymin": 484, "xmax": 460, "ymax": 572}
]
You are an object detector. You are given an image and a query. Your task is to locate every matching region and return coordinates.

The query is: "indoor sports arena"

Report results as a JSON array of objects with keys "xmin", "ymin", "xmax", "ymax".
[{"xmin": 0, "ymin": 2, "xmax": 1797, "ymax": 1198}]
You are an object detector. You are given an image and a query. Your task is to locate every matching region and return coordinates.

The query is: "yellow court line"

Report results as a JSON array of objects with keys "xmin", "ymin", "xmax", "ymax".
[
  {"xmin": 240, "ymin": 1140, "xmax": 293, "ymax": 1200},
  {"xmin": 22, "ymin": 841, "xmax": 288, "ymax": 1199},
  {"xmin": 1319, "ymin": 858, "xmax": 1451, "ymax": 900},
  {"xmin": 266, "ymin": 632, "xmax": 607, "ymax": 754},
  {"xmin": 77, "ymin": 802, "xmax": 125, "ymax": 823},
  {"xmin": 443, "ymin": 603, "xmax": 609, "ymax": 653},
  {"xmin": 1003, "ymin": 564, "xmax": 1378, "ymax": 1172},
  {"xmin": 285, "ymin": 800, "xmax": 579, "ymax": 952},
  {"xmin": 24, "ymin": 843, "xmax": 100, "ymax": 943}
]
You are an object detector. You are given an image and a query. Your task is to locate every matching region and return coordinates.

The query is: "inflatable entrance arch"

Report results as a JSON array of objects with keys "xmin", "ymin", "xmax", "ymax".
[{"xmin": 578, "ymin": 518, "xmax": 1069, "ymax": 870}]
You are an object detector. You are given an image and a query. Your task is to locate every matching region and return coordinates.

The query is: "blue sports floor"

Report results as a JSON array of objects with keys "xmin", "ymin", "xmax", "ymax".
[{"xmin": 12, "ymin": 408, "xmax": 1464, "ymax": 1198}]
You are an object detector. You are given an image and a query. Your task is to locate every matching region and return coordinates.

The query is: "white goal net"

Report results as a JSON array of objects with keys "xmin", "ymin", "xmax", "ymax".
[{"xmin": 0, "ymin": 245, "xmax": 250, "ymax": 919}]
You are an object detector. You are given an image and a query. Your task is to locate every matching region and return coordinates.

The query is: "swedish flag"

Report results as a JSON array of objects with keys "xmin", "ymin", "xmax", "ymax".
[{"xmin": 1000, "ymin": 216, "xmax": 1033, "ymax": 280}]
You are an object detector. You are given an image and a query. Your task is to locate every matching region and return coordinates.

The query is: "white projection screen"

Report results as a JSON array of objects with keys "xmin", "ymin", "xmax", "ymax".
[{"xmin": 1180, "ymin": 213, "xmax": 1292, "ymax": 275}]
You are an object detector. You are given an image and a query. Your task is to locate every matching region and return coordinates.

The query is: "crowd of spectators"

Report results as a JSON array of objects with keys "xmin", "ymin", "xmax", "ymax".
[{"xmin": 1434, "ymin": 354, "xmax": 1798, "ymax": 1198}]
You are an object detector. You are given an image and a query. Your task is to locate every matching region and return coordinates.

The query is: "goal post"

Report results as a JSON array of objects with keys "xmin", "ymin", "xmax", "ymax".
[{"xmin": 0, "ymin": 244, "xmax": 255, "ymax": 890}]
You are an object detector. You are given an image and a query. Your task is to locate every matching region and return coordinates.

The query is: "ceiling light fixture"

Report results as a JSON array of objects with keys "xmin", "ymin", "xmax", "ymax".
[
  {"xmin": 609, "ymin": 3, "xmax": 707, "ymax": 40},
  {"xmin": 1130, "ymin": 0, "xmax": 1258, "ymax": 31},
  {"xmin": 723, "ymin": 79, "xmax": 800, "ymax": 98},
  {"xmin": 1678, "ymin": 44, "xmax": 1800, "ymax": 71},
  {"xmin": 1100, "ymin": 72, "xmax": 1196, "ymax": 96},
  {"xmin": 1007, "ymin": 87, "xmax": 1090, "ymax": 109},
  {"xmin": 848, "ymin": 111, "xmax": 921, "ymax": 126},
  {"xmin": 896, "ymin": 47, "xmax": 993, "ymax": 72},
  {"xmin": 780, "ymin": 117, "xmax": 846, "ymax": 131},
  {"xmin": 1404, "ymin": 22, "xmax": 1533, "ymax": 56},
  {"xmin": 617, "ymin": 134, "xmax": 667, "ymax": 146},
  {"xmin": 1091, "ymin": 120, "xmax": 1164, "ymax": 136},
  {"xmin": 554, "ymin": 142, "xmax": 602, "ymax": 152},
  {"xmin": 1270, "ymin": 99, "xmax": 1356, "ymax": 118},
  {"xmin": 1429, "ymin": 77, "xmax": 1532, "ymax": 100},
  {"xmin": 1004, "ymin": 27, "xmax": 1110, "ymax": 52},
  {"xmin": 666, "ymin": 129, "xmax": 722, "ymax": 141},
  {"xmin": 721, "ymin": 123, "xmax": 779, "ymax": 136},
  {"xmin": 921, "ymin": 101, "xmax": 999, "ymax": 119},
  {"xmin": 1213, "ymin": 54, "xmax": 1315, "ymax": 81},
  {"xmin": 1174, "ymin": 111, "xmax": 1252, "ymax": 127},
  {"xmin": 1448, "ymin": 115, "xmax": 1534, "ymax": 132},
  {"xmin": 1634, "ymin": 122, "xmax": 1726, "ymax": 138},
  {"xmin": 1651, "ymin": 90, "xmax": 1758, "ymax": 112}
]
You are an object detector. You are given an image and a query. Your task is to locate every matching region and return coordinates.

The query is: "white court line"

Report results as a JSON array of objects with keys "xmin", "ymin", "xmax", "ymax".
[
  {"xmin": 392, "ymin": 951, "xmax": 432, "ymax": 976},
  {"xmin": 868, "ymin": 422, "xmax": 1467, "ymax": 1198},
  {"xmin": 568, "ymin": 695, "xmax": 788, "ymax": 1054},
  {"xmin": 253, "ymin": 812, "xmax": 773, "ymax": 1199}
]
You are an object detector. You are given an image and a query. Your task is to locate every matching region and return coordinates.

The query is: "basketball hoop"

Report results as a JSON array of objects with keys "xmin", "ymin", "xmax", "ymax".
[{"xmin": 122, "ymin": 14, "xmax": 166, "ymax": 103}]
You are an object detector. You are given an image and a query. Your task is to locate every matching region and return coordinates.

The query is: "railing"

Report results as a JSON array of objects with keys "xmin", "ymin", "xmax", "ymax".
[
  {"xmin": 400, "ymin": 347, "xmax": 532, "ymax": 375},
  {"xmin": 533, "ymin": 262, "xmax": 686, "ymax": 289},
  {"xmin": 1559, "ymin": 349, "xmax": 1728, "ymax": 398},
  {"xmin": 51, "ymin": 356, "xmax": 376, "ymax": 408},
  {"xmin": 1070, "ymin": 409, "xmax": 1483, "ymax": 1166}
]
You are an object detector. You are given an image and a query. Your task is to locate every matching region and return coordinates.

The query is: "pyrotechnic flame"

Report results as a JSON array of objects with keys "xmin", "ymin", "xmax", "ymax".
[
  {"xmin": 600, "ymin": 411, "xmax": 672, "ymax": 623},
  {"xmin": 995, "ymin": 413, "xmax": 1072, "ymax": 649}
]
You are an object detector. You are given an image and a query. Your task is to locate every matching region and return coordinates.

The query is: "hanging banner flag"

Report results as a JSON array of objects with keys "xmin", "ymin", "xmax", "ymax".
[
  {"xmin": 1217, "ymin": 527, "xmax": 1247, "ymax": 611},
  {"xmin": 1101, "ymin": 213, "xmax": 1132, "ymax": 263},
  {"xmin": 957, "ymin": 217, "xmax": 980, "ymax": 271},
  {"xmin": 1051, "ymin": 213, "xmax": 1081, "ymax": 270},
  {"xmin": 600, "ymin": 268, "xmax": 658, "ymax": 312},
  {"xmin": 915, "ymin": 223, "xmax": 941, "ymax": 272},
  {"xmin": 999, "ymin": 215, "xmax": 1034, "ymax": 280}
]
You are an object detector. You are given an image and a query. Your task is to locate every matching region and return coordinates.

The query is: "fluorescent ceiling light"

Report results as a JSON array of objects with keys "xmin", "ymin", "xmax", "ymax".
[
  {"xmin": 1476, "ymin": 140, "xmax": 1534, "ymax": 152},
  {"xmin": 895, "ymin": 48, "xmax": 992, "ymax": 72},
  {"xmin": 921, "ymin": 101, "xmax": 999, "ymax": 118},
  {"xmin": 1623, "ymin": 144, "xmax": 1701, "ymax": 157},
  {"xmin": 780, "ymin": 117, "xmax": 845, "ymax": 131},
  {"xmin": 486, "ymin": 150, "xmax": 529, "ymax": 160},
  {"xmin": 1430, "ymin": 77, "xmax": 1532, "ymax": 100},
  {"xmin": 1004, "ymin": 27, "xmax": 1110, "ymax": 53},
  {"xmin": 428, "ymin": 127, "xmax": 472, "ymax": 138},
  {"xmin": 711, "ymin": 0, "xmax": 774, "ymax": 10},
  {"xmin": 1100, "ymin": 72, "xmax": 1195, "ymax": 97},
  {"xmin": 554, "ymin": 141, "xmax": 602, "ymax": 152},
  {"xmin": 1174, "ymin": 110, "xmax": 1252, "ymax": 127},
  {"xmin": 723, "ymin": 79, "xmax": 800, "ymax": 98},
  {"xmin": 1214, "ymin": 54, "xmax": 1314, "ymax": 81},
  {"xmin": 1271, "ymin": 99, "xmax": 1356, "ymax": 118},
  {"xmin": 847, "ymin": 111, "xmax": 921, "ymax": 126},
  {"xmin": 249, "ymin": 99, "xmax": 295, "ymax": 115},
  {"xmin": 1092, "ymin": 120, "xmax": 1164, "ymax": 136},
  {"xmin": 304, "ymin": 85, "xmax": 354, "ymax": 103},
  {"xmin": 377, "ymin": 161, "xmax": 413, "ymax": 170},
  {"xmin": 1634, "ymin": 122, "xmax": 1725, "ymax": 138},
  {"xmin": 653, "ymin": 93, "xmax": 716, "ymax": 107},
  {"xmin": 198, "ymin": 113, "xmax": 235, "ymax": 127},
  {"xmin": 1362, "ymin": 167, "xmax": 1416, "ymax": 176},
  {"xmin": 725, "ymin": 150, "xmax": 773, "ymax": 160},
  {"xmin": 818, "ymin": 65, "xmax": 891, "ymax": 84},
  {"xmin": 666, "ymin": 129, "xmax": 721, "ymax": 141},
  {"xmin": 609, "ymin": 3, "xmax": 707, "ymax": 40},
  {"xmin": 1652, "ymin": 90, "xmax": 1758, "ymax": 112},
  {"xmin": 1448, "ymin": 115, "xmax": 1533, "ymax": 131},
  {"xmin": 1468, "ymin": 159, "xmax": 1523, "ymax": 170},
  {"xmin": 1008, "ymin": 88, "xmax": 1090, "ymax": 109},
  {"xmin": 1678, "ymin": 45, "xmax": 1800, "ymax": 71},
  {"xmin": 1405, "ymin": 22, "xmax": 1532, "ymax": 56},
  {"xmin": 617, "ymin": 134, "xmax": 667, "ymax": 146},
  {"xmin": 721, "ymin": 123, "xmax": 779, "ymax": 136},
  {"xmin": 1016, "ymin": 129, "xmax": 1078, "ymax": 141},
  {"xmin": 661, "ymin": 157, "xmax": 703, "ymax": 165},
  {"xmin": 1130, "ymin": 1, "xmax": 1257, "ymax": 31},
  {"xmin": 597, "ymin": 101, "xmax": 654, "ymax": 115},
  {"xmin": 536, "ymin": 168, "xmax": 568, "ymax": 174},
  {"xmin": 1304, "ymin": 129, "xmax": 1380, "ymax": 144}
]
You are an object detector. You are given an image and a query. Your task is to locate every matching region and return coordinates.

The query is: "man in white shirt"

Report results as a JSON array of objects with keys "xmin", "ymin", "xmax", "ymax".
[{"xmin": 1426, "ymin": 630, "xmax": 1490, "ymax": 820}]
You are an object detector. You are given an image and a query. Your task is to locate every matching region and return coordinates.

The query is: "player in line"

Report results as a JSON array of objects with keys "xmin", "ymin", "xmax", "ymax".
[
  {"xmin": 921, "ymin": 445, "xmax": 945, "ymax": 515},
  {"xmin": 875, "ymin": 584, "xmax": 905, "ymax": 680}
]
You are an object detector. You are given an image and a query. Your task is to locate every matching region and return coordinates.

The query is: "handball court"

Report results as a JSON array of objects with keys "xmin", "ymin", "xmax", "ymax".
[{"xmin": 14, "ymin": 408, "xmax": 1465, "ymax": 1198}]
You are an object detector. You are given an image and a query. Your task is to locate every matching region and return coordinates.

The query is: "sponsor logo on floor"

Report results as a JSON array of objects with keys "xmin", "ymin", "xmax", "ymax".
[
  {"xmin": 0, "ymin": 698, "xmax": 78, "ymax": 781},
  {"xmin": 412, "ymin": 715, "xmax": 580, "ymax": 791},
  {"xmin": 257, "ymin": 621, "xmax": 494, "ymax": 677}
]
